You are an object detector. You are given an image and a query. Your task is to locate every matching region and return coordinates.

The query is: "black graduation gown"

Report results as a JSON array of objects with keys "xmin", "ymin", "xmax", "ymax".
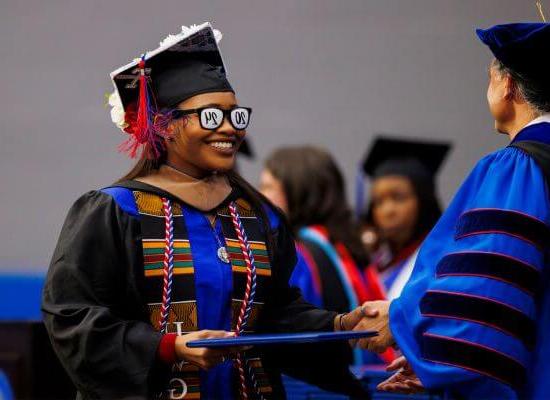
[{"xmin": 41, "ymin": 181, "xmax": 367, "ymax": 399}]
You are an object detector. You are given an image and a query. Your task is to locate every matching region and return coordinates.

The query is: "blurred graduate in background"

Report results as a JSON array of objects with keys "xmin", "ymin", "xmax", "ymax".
[
  {"xmin": 260, "ymin": 146, "xmax": 389, "ymax": 365},
  {"xmin": 360, "ymin": 137, "xmax": 450, "ymax": 300},
  {"xmin": 261, "ymin": 146, "xmax": 384, "ymax": 312}
]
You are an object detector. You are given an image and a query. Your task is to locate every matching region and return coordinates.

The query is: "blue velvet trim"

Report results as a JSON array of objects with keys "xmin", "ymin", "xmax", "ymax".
[
  {"xmin": 510, "ymin": 122, "xmax": 550, "ymax": 147},
  {"xmin": 262, "ymin": 204, "xmax": 280, "ymax": 231},
  {"xmin": 420, "ymin": 290, "xmax": 535, "ymax": 350},
  {"xmin": 436, "ymin": 252, "xmax": 540, "ymax": 296},
  {"xmin": 100, "ymin": 187, "xmax": 139, "ymax": 217},
  {"xmin": 421, "ymin": 333, "xmax": 526, "ymax": 390},
  {"xmin": 455, "ymin": 208, "xmax": 550, "ymax": 249}
]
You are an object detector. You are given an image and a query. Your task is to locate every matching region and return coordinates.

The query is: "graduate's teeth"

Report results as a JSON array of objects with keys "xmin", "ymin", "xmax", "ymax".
[{"xmin": 209, "ymin": 142, "xmax": 234, "ymax": 149}]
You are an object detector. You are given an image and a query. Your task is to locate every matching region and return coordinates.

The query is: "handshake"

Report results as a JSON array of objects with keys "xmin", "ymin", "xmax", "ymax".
[
  {"xmin": 335, "ymin": 300, "xmax": 423, "ymax": 395},
  {"xmin": 335, "ymin": 300, "xmax": 394, "ymax": 352}
]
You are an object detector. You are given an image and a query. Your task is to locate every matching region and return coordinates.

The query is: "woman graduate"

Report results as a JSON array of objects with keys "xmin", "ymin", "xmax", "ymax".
[
  {"xmin": 356, "ymin": 22, "xmax": 550, "ymax": 399},
  {"xmin": 361, "ymin": 137, "xmax": 450, "ymax": 300},
  {"xmin": 260, "ymin": 146, "xmax": 383, "ymax": 312},
  {"xmin": 260, "ymin": 147, "xmax": 387, "ymax": 366},
  {"xmin": 41, "ymin": 23, "xmax": 367, "ymax": 400}
]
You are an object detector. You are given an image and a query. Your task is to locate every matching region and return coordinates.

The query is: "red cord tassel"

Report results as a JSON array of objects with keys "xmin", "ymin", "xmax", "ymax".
[
  {"xmin": 119, "ymin": 56, "xmax": 162, "ymax": 159},
  {"xmin": 135, "ymin": 59, "xmax": 151, "ymax": 144}
]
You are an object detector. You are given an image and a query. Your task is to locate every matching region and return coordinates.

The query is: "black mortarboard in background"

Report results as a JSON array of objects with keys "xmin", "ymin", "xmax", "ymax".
[
  {"xmin": 355, "ymin": 136, "xmax": 451, "ymax": 217},
  {"xmin": 232, "ymin": 138, "xmax": 254, "ymax": 175},
  {"xmin": 362, "ymin": 137, "xmax": 451, "ymax": 181},
  {"xmin": 238, "ymin": 138, "xmax": 254, "ymax": 158}
]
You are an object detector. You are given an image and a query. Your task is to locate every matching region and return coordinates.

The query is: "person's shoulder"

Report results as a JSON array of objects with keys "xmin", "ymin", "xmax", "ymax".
[
  {"xmin": 99, "ymin": 185, "xmax": 139, "ymax": 216},
  {"xmin": 69, "ymin": 186, "xmax": 139, "ymax": 217},
  {"xmin": 474, "ymin": 145, "xmax": 514, "ymax": 165},
  {"xmin": 469, "ymin": 144, "xmax": 545, "ymax": 179},
  {"xmin": 458, "ymin": 144, "xmax": 550, "ymax": 224}
]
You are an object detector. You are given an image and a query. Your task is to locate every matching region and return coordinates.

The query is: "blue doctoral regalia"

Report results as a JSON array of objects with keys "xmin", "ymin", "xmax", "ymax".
[{"xmin": 390, "ymin": 121, "xmax": 550, "ymax": 399}]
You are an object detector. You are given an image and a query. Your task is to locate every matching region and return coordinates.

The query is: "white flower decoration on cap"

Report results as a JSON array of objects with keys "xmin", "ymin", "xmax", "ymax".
[
  {"xmin": 159, "ymin": 22, "xmax": 222, "ymax": 48},
  {"xmin": 108, "ymin": 91, "xmax": 128, "ymax": 131}
]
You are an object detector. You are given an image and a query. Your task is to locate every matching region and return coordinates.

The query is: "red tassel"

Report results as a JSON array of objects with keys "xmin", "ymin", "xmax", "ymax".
[
  {"xmin": 121, "ymin": 58, "xmax": 151, "ymax": 158},
  {"xmin": 118, "ymin": 58, "xmax": 151, "ymax": 158},
  {"xmin": 136, "ymin": 60, "xmax": 151, "ymax": 139},
  {"xmin": 118, "ymin": 56, "xmax": 173, "ymax": 159}
]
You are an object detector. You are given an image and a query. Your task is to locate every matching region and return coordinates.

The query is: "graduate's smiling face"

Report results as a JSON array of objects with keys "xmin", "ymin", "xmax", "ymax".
[
  {"xmin": 487, "ymin": 60, "xmax": 515, "ymax": 134},
  {"xmin": 165, "ymin": 91, "xmax": 246, "ymax": 178}
]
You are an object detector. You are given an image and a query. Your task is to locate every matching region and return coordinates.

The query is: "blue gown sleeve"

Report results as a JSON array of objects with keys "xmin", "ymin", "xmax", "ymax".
[{"xmin": 389, "ymin": 147, "xmax": 550, "ymax": 399}]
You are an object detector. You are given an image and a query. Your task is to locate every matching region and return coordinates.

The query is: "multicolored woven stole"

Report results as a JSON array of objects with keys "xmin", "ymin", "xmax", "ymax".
[
  {"xmin": 134, "ymin": 191, "xmax": 201, "ymax": 399},
  {"xmin": 135, "ymin": 191, "xmax": 274, "ymax": 399}
]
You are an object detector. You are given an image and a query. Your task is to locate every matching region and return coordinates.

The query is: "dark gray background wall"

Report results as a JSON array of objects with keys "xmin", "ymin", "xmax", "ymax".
[{"xmin": 0, "ymin": 0, "xmax": 538, "ymax": 271}]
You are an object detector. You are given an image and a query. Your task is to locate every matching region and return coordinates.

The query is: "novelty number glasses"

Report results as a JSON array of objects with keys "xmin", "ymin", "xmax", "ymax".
[{"xmin": 172, "ymin": 107, "xmax": 252, "ymax": 130}]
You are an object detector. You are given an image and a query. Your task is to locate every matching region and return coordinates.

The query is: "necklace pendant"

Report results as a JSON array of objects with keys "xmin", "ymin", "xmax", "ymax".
[{"xmin": 217, "ymin": 246, "xmax": 230, "ymax": 264}]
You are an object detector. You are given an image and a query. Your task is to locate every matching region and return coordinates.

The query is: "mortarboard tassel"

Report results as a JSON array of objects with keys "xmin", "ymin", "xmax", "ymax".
[
  {"xmin": 536, "ymin": 1, "xmax": 547, "ymax": 22},
  {"xmin": 119, "ymin": 55, "xmax": 164, "ymax": 159}
]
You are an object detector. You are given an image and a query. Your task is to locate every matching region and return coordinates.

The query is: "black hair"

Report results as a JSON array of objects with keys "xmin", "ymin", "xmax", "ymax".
[
  {"xmin": 494, "ymin": 59, "xmax": 550, "ymax": 114},
  {"xmin": 265, "ymin": 146, "xmax": 369, "ymax": 267}
]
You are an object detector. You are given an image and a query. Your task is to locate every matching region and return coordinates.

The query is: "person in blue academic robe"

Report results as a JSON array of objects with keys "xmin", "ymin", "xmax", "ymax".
[{"xmin": 353, "ymin": 22, "xmax": 550, "ymax": 399}]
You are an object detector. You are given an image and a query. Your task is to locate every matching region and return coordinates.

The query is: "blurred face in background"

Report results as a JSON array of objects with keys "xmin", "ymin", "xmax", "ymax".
[
  {"xmin": 259, "ymin": 169, "xmax": 289, "ymax": 214},
  {"xmin": 371, "ymin": 175, "xmax": 419, "ymax": 249}
]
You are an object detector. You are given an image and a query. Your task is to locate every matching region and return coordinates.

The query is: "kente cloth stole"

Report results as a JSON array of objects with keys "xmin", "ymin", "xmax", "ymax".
[{"xmin": 133, "ymin": 191, "xmax": 273, "ymax": 399}]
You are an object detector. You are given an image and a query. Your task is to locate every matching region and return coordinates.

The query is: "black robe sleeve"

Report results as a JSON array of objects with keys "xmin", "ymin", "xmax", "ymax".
[
  {"xmin": 257, "ymin": 214, "xmax": 367, "ymax": 398},
  {"xmin": 42, "ymin": 191, "xmax": 165, "ymax": 400}
]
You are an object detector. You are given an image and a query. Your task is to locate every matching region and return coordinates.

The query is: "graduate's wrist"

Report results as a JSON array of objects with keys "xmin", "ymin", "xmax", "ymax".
[
  {"xmin": 174, "ymin": 334, "xmax": 193, "ymax": 361},
  {"xmin": 334, "ymin": 313, "xmax": 347, "ymax": 331},
  {"xmin": 157, "ymin": 333, "xmax": 178, "ymax": 364}
]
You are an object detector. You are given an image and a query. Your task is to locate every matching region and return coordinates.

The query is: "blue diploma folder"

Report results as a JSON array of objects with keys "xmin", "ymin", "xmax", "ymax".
[{"xmin": 187, "ymin": 330, "xmax": 378, "ymax": 348}]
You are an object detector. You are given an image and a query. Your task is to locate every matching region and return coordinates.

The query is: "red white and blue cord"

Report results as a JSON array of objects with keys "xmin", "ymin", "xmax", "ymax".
[
  {"xmin": 229, "ymin": 202, "xmax": 263, "ymax": 400},
  {"xmin": 159, "ymin": 198, "xmax": 175, "ymax": 334}
]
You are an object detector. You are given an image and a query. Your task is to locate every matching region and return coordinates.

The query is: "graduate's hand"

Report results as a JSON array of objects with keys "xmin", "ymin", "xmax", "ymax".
[
  {"xmin": 336, "ymin": 303, "xmax": 379, "ymax": 332},
  {"xmin": 351, "ymin": 300, "xmax": 395, "ymax": 353},
  {"xmin": 377, "ymin": 356, "xmax": 424, "ymax": 394},
  {"xmin": 335, "ymin": 303, "xmax": 380, "ymax": 348},
  {"xmin": 175, "ymin": 330, "xmax": 251, "ymax": 370}
]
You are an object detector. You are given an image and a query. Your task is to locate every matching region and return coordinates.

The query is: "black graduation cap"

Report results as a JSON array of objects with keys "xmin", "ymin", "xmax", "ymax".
[
  {"xmin": 362, "ymin": 136, "xmax": 451, "ymax": 179},
  {"xmin": 238, "ymin": 138, "xmax": 254, "ymax": 158},
  {"xmin": 108, "ymin": 23, "xmax": 235, "ymax": 158},
  {"xmin": 110, "ymin": 23, "xmax": 233, "ymax": 112},
  {"xmin": 355, "ymin": 136, "xmax": 451, "ymax": 217},
  {"xmin": 476, "ymin": 23, "xmax": 550, "ymax": 89}
]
